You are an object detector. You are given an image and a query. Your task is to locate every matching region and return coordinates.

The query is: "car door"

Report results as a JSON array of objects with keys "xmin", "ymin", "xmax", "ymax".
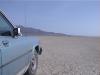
[
  {"xmin": 0, "ymin": 48, "xmax": 1, "ymax": 75},
  {"xmin": 0, "ymin": 11, "xmax": 31, "ymax": 75},
  {"xmin": 1, "ymin": 36, "xmax": 32, "ymax": 75}
]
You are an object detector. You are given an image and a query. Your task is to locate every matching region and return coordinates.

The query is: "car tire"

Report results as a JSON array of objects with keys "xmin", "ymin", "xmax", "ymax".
[{"xmin": 25, "ymin": 54, "xmax": 38, "ymax": 75}]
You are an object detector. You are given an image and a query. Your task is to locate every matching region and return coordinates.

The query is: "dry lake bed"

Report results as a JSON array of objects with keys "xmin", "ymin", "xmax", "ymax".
[{"xmin": 36, "ymin": 36, "xmax": 100, "ymax": 75}]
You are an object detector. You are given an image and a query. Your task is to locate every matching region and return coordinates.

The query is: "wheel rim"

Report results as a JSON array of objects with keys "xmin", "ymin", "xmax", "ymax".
[
  {"xmin": 30, "ymin": 55, "xmax": 37, "ymax": 74},
  {"xmin": 32, "ymin": 57, "xmax": 37, "ymax": 71}
]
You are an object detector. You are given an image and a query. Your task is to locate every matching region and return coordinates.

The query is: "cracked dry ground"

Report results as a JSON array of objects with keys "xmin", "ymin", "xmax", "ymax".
[{"xmin": 37, "ymin": 36, "xmax": 100, "ymax": 75}]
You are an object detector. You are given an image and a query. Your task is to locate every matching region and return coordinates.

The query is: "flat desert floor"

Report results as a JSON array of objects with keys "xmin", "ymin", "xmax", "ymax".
[{"xmin": 36, "ymin": 36, "xmax": 100, "ymax": 75}]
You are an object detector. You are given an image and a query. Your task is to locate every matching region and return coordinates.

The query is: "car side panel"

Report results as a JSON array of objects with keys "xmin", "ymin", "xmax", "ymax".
[
  {"xmin": 2, "ymin": 53, "xmax": 29, "ymax": 75},
  {"xmin": 0, "ymin": 49, "xmax": 1, "ymax": 75},
  {"xmin": 0, "ymin": 36, "xmax": 39, "ymax": 75}
]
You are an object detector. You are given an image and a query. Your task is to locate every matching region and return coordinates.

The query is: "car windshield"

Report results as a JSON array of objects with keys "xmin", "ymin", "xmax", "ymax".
[{"xmin": 0, "ymin": 12, "xmax": 13, "ymax": 36}]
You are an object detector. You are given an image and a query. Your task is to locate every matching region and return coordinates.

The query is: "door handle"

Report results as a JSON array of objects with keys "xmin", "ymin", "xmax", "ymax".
[{"xmin": 2, "ymin": 40, "xmax": 9, "ymax": 47}]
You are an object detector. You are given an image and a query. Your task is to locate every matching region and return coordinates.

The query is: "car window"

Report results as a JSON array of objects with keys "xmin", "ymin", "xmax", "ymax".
[{"xmin": 0, "ymin": 12, "xmax": 13, "ymax": 36}]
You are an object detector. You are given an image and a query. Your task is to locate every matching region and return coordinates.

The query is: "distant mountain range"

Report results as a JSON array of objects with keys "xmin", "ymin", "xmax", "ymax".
[{"xmin": 17, "ymin": 25, "xmax": 67, "ymax": 36}]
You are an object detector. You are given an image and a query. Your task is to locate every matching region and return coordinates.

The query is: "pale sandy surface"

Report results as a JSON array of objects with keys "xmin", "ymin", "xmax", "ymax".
[{"xmin": 37, "ymin": 36, "xmax": 100, "ymax": 75}]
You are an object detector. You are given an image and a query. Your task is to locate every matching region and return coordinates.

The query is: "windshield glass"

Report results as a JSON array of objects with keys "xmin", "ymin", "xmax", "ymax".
[{"xmin": 0, "ymin": 12, "xmax": 13, "ymax": 36}]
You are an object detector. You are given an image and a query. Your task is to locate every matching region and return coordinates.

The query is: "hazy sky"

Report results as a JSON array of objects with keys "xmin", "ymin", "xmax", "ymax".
[{"xmin": 0, "ymin": 1, "xmax": 100, "ymax": 36}]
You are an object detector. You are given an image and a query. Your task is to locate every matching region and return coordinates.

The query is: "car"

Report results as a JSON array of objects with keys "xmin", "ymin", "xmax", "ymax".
[{"xmin": 0, "ymin": 10, "xmax": 42, "ymax": 75}]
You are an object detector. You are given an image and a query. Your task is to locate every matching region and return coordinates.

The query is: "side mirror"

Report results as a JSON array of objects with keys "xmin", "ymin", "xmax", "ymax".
[{"xmin": 13, "ymin": 28, "xmax": 21, "ymax": 37}]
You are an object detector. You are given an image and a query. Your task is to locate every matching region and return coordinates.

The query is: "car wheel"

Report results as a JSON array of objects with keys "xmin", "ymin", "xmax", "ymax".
[{"xmin": 25, "ymin": 54, "xmax": 38, "ymax": 75}]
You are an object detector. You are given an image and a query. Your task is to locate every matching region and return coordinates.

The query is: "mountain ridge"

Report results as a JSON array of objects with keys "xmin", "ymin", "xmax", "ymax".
[{"xmin": 17, "ymin": 25, "xmax": 67, "ymax": 36}]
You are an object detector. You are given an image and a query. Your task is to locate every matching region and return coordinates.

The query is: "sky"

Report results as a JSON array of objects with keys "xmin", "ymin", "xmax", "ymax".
[{"xmin": 0, "ymin": 0, "xmax": 100, "ymax": 36}]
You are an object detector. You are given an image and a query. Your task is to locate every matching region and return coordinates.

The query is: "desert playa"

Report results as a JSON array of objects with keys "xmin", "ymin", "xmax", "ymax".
[{"xmin": 37, "ymin": 36, "xmax": 100, "ymax": 75}]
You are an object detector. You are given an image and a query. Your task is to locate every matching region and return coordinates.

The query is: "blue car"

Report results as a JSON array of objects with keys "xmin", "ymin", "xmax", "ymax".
[{"xmin": 0, "ymin": 10, "xmax": 42, "ymax": 75}]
